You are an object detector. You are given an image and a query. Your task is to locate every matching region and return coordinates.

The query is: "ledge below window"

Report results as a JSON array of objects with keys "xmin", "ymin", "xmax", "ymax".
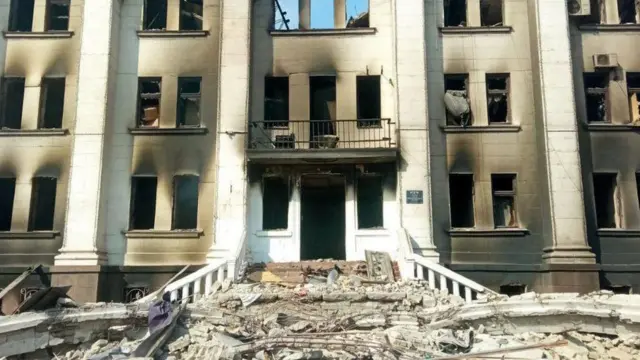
[
  {"xmin": 255, "ymin": 230, "xmax": 293, "ymax": 238},
  {"xmin": 440, "ymin": 124, "xmax": 521, "ymax": 133},
  {"xmin": 3, "ymin": 31, "xmax": 74, "ymax": 39},
  {"xmin": 136, "ymin": 30, "xmax": 210, "ymax": 38},
  {"xmin": 583, "ymin": 123, "xmax": 639, "ymax": 132},
  {"xmin": 128, "ymin": 127, "xmax": 208, "ymax": 135},
  {"xmin": 270, "ymin": 28, "xmax": 377, "ymax": 37},
  {"xmin": 597, "ymin": 229, "xmax": 640, "ymax": 237},
  {"xmin": 579, "ymin": 24, "xmax": 640, "ymax": 32},
  {"xmin": 0, "ymin": 129, "xmax": 69, "ymax": 136},
  {"xmin": 448, "ymin": 228, "xmax": 530, "ymax": 237},
  {"xmin": 0, "ymin": 231, "xmax": 60, "ymax": 239},
  {"xmin": 439, "ymin": 26, "xmax": 513, "ymax": 34},
  {"xmin": 124, "ymin": 229, "xmax": 204, "ymax": 239}
]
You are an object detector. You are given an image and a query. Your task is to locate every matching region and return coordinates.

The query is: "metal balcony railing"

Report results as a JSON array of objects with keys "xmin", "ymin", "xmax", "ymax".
[{"xmin": 248, "ymin": 118, "xmax": 396, "ymax": 150}]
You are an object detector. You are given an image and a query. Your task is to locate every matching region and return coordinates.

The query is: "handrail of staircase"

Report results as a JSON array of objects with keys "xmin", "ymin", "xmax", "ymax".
[{"xmin": 227, "ymin": 230, "xmax": 248, "ymax": 281}]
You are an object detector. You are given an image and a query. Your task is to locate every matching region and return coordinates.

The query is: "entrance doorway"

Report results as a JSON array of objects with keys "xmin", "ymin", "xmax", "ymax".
[{"xmin": 300, "ymin": 175, "xmax": 345, "ymax": 260}]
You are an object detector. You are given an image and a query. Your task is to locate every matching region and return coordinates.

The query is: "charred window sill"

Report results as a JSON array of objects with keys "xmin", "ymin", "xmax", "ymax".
[
  {"xmin": 448, "ymin": 228, "xmax": 529, "ymax": 237},
  {"xmin": 270, "ymin": 28, "xmax": 377, "ymax": 37},
  {"xmin": 137, "ymin": 30, "xmax": 210, "ymax": 38},
  {"xmin": 0, "ymin": 129, "xmax": 69, "ymax": 136},
  {"xmin": 256, "ymin": 230, "xmax": 293, "ymax": 238},
  {"xmin": 597, "ymin": 228, "xmax": 640, "ymax": 237},
  {"xmin": 583, "ymin": 123, "xmax": 639, "ymax": 131},
  {"xmin": 440, "ymin": 124, "xmax": 521, "ymax": 133},
  {"xmin": 128, "ymin": 127, "xmax": 208, "ymax": 135},
  {"xmin": 439, "ymin": 26, "xmax": 513, "ymax": 34},
  {"xmin": 0, "ymin": 231, "xmax": 60, "ymax": 239},
  {"xmin": 3, "ymin": 31, "xmax": 74, "ymax": 39},
  {"xmin": 579, "ymin": 24, "xmax": 640, "ymax": 32},
  {"xmin": 125, "ymin": 229, "xmax": 204, "ymax": 239}
]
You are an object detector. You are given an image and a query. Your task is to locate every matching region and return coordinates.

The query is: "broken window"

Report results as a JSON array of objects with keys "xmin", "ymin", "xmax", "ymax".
[
  {"xmin": 262, "ymin": 176, "xmax": 289, "ymax": 230},
  {"xmin": 0, "ymin": 178, "xmax": 16, "ymax": 231},
  {"xmin": 177, "ymin": 77, "xmax": 201, "ymax": 127},
  {"xmin": 500, "ymin": 283, "xmax": 527, "ymax": 296},
  {"xmin": 628, "ymin": 73, "xmax": 640, "ymax": 123},
  {"xmin": 357, "ymin": 175, "xmax": 384, "ymax": 229},
  {"xmin": 480, "ymin": 0, "xmax": 503, "ymax": 26},
  {"xmin": 310, "ymin": 76, "xmax": 337, "ymax": 148},
  {"xmin": 584, "ymin": 73, "xmax": 609, "ymax": 123},
  {"xmin": 28, "ymin": 177, "xmax": 57, "ymax": 231},
  {"xmin": 143, "ymin": 0, "xmax": 167, "ymax": 30},
  {"xmin": 264, "ymin": 76, "xmax": 289, "ymax": 128},
  {"xmin": 491, "ymin": 174, "xmax": 517, "ymax": 228},
  {"xmin": 180, "ymin": 0, "xmax": 203, "ymax": 31},
  {"xmin": 276, "ymin": 0, "xmax": 369, "ymax": 30},
  {"xmin": 172, "ymin": 175, "xmax": 199, "ymax": 230},
  {"xmin": 39, "ymin": 78, "xmax": 65, "ymax": 129},
  {"xmin": 449, "ymin": 174, "xmax": 474, "ymax": 228},
  {"xmin": 45, "ymin": 0, "xmax": 70, "ymax": 31},
  {"xmin": 0, "ymin": 78, "xmax": 26, "ymax": 130},
  {"xmin": 593, "ymin": 173, "xmax": 618, "ymax": 229},
  {"xmin": 137, "ymin": 78, "xmax": 161, "ymax": 128},
  {"xmin": 486, "ymin": 74, "xmax": 509, "ymax": 123},
  {"xmin": 129, "ymin": 176, "xmax": 157, "ymax": 230},
  {"xmin": 8, "ymin": 0, "xmax": 34, "ymax": 32},
  {"xmin": 444, "ymin": 0, "xmax": 467, "ymax": 27},
  {"xmin": 618, "ymin": 0, "xmax": 638, "ymax": 24},
  {"xmin": 357, "ymin": 75, "xmax": 381, "ymax": 127},
  {"xmin": 444, "ymin": 74, "xmax": 470, "ymax": 126}
]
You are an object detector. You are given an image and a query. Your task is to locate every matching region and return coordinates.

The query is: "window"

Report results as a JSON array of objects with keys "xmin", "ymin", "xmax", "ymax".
[
  {"xmin": 172, "ymin": 175, "xmax": 199, "ymax": 230},
  {"xmin": 480, "ymin": 0, "xmax": 503, "ymax": 26},
  {"xmin": 444, "ymin": 74, "xmax": 470, "ymax": 126},
  {"xmin": 137, "ymin": 78, "xmax": 161, "ymax": 128},
  {"xmin": 143, "ymin": 0, "xmax": 167, "ymax": 30},
  {"xmin": 449, "ymin": 174, "xmax": 474, "ymax": 228},
  {"xmin": 444, "ymin": 0, "xmax": 466, "ymax": 26},
  {"xmin": 500, "ymin": 283, "xmax": 527, "ymax": 296},
  {"xmin": 310, "ymin": 76, "xmax": 337, "ymax": 148},
  {"xmin": 262, "ymin": 177, "xmax": 289, "ymax": 230},
  {"xmin": 39, "ymin": 78, "xmax": 65, "ymax": 129},
  {"xmin": 277, "ymin": 0, "xmax": 370, "ymax": 30},
  {"xmin": 180, "ymin": 0, "xmax": 203, "ymax": 31},
  {"xmin": 264, "ymin": 76, "xmax": 289, "ymax": 128},
  {"xmin": 594, "ymin": 173, "xmax": 618, "ymax": 229},
  {"xmin": 491, "ymin": 174, "xmax": 517, "ymax": 228},
  {"xmin": 8, "ymin": 0, "xmax": 34, "ymax": 32},
  {"xmin": 357, "ymin": 175, "xmax": 384, "ymax": 229},
  {"xmin": 28, "ymin": 177, "xmax": 57, "ymax": 231},
  {"xmin": 486, "ymin": 74, "xmax": 509, "ymax": 123},
  {"xmin": 618, "ymin": 0, "xmax": 638, "ymax": 24},
  {"xmin": 584, "ymin": 73, "xmax": 608, "ymax": 123},
  {"xmin": 0, "ymin": 178, "xmax": 16, "ymax": 231},
  {"xmin": 177, "ymin": 77, "xmax": 201, "ymax": 127},
  {"xmin": 1, "ymin": 78, "xmax": 26, "ymax": 130},
  {"xmin": 45, "ymin": 0, "xmax": 70, "ymax": 31},
  {"xmin": 129, "ymin": 176, "xmax": 157, "ymax": 230},
  {"xmin": 628, "ymin": 73, "xmax": 640, "ymax": 123},
  {"xmin": 356, "ymin": 75, "xmax": 381, "ymax": 127}
]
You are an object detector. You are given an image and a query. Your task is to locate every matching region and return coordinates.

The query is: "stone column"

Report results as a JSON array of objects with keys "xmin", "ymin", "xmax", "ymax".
[
  {"xmin": 394, "ymin": 0, "xmax": 438, "ymax": 261},
  {"xmin": 334, "ymin": 0, "xmax": 346, "ymax": 28},
  {"xmin": 207, "ymin": 0, "xmax": 251, "ymax": 261},
  {"xmin": 298, "ymin": 0, "xmax": 310, "ymax": 29}
]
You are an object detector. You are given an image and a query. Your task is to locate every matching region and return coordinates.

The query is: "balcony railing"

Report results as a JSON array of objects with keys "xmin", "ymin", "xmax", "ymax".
[{"xmin": 248, "ymin": 119, "xmax": 396, "ymax": 150}]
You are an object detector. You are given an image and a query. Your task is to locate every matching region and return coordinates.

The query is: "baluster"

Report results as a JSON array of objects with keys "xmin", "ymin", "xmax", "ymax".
[
  {"xmin": 194, "ymin": 278, "xmax": 201, "ymax": 301},
  {"xmin": 205, "ymin": 272, "xmax": 213, "ymax": 295},
  {"xmin": 440, "ymin": 274, "xmax": 448, "ymax": 294},
  {"xmin": 182, "ymin": 285, "xmax": 189, "ymax": 302},
  {"xmin": 428, "ymin": 269, "xmax": 436, "ymax": 289},
  {"xmin": 170, "ymin": 290, "xmax": 178, "ymax": 302},
  {"xmin": 416, "ymin": 265, "xmax": 424, "ymax": 280},
  {"xmin": 464, "ymin": 287, "xmax": 472, "ymax": 303},
  {"xmin": 217, "ymin": 268, "xmax": 225, "ymax": 282},
  {"xmin": 452, "ymin": 281, "xmax": 460, "ymax": 297}
]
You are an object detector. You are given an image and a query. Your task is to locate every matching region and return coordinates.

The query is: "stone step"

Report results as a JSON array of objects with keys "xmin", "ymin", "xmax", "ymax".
[{"xmin": 247, "ymin": 260, "xmax": 401, "ymax": 283}]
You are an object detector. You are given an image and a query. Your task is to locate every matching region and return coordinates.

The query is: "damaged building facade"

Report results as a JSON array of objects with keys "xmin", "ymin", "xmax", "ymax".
[{"xmin": 0, "ymin": 0, "xmax": 639, "ymax": 303}]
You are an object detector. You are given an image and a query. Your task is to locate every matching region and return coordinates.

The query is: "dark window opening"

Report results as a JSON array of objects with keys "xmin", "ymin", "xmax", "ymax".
[
  {"xmin": 357, "ymin": 175, "xmax": 384, "ymax": 229},
  {"xmin": 45, "ymin": 0, "xmax": 70, "ymax": 31},
  {"xmin": 180, "ymin": 0, "xmax": 203, "ymax": 31},
  {"xmin": 143, "ymin": 0, "xmax": 167, "ymax": 30},
  {"xmin": 618, "ymin": 0, "xmax": 637, "ymax": 24},
  {"xmin": 594, "ymin": 173, "xmax": 618, "ymax": 229},
  {"xmin": 449, "ymin": 174, "xmax": 474, "ymax": 228},
  {"xmin": 444, "ymin": 0, "xmax": 467, "ymax": 27},
  {"xmin": 177, "ymin": 77, "xmax": 201, "ymax": 127},
  {"xmin": 486, "ymin": 74, "xmax": 509, "ymax": 123},
  {"xmin": 480, "ymin": 0, "xmax": 503, "ymax": 26},
  {"xmin": 8, "ymin": 0, "xmax": 34, "ymax": 32},
  {"xmin": 491, "ymin": 174, "xmax": 517, "ymax": 228},
  {"xmin": 584, "ymin": 73, "xmax": 608, "ymax": 122},
  {"xmin": 310, "ymin": 76, "xmax": 337, "ymax": 148},
  {"xmin": 39, "ymin": 78, "xmax": 65, "ymax": 129},
  {"xmin": 172, "ymin": 175, "xmax": 199, "ymax": 230},
  {"xmin": 129, "ymin": 177, "xmax": 157, "ymax": 230},
  {"xmin": 0, "ymin": 178, "xmax": 16, "ymax": 231},
  {"xmin": 605, "ymin": 284, "xmax": 632, "ymax": 294},
  {"xmin": 264, "ymin": 76, "xmax": 289, "ymax": 128},
  {"xmin": 357, "ymin": 75, "xmax": 381, "ymax": 127},
  {"xmin": 1, "ymin": 78, "xmax": 26, "ymax": 130},
  {"xmin": 28, "ymin": 177, "xmax": 57, "ymax": 231},
  {"xmin": 444, "ymin": 74, "xmax": 470, "ymax": 126},
  {"xmin": 262, "ymin": 176, "xmax": 289, "ymax": 230},
  {"xmin": 500, "ymin": 283, "xmax": 527, "ymax": 296},
  {"xmin": 628, "ymin": 73, "xmax": 640, "ymax": 123},
  {"xmin": 138, "ymin": 78, "xmax": 161, "ymax": 128}
]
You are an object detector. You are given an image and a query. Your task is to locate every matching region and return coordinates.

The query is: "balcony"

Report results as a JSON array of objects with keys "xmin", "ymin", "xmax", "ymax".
[{"xmin": 247, "ymin": 119, "xmax": 398, "ymax": 164}]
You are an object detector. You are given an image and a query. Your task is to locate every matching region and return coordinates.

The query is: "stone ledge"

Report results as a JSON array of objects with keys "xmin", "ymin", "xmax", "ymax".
[
  {"xmin": 3, "ymin": 31, "xmax": 74, "ymax": 39},
  {"xmin": 448, "ymin": 228, "xmax": 530, "ymax": 237},
  {"xmin": 0, "ymin": 129, "xmax": 69, "ymax": 136},
  {"xmin": 270, "ymin": 28, "xmax": 377, "ymax": 36},
  {"xmin": 0, "ymin": 231, "xmax": 60, "ymax": 239},
  {"xmin": 439, "ymin": 26, "xmax": 513, "ymax": 34},
  {"xmin": 597, "ymin": 229, "xmax": 640, "ymax": 237},
  {"xmin": 440, "ymin": 124, "xmax": 521, "ymax": 133},
  {"xmin": 124, "ymin": 230, "xmax": 204, "ymax": 239},
  {"xmin": 128, "ymin": 127, "xmax": 208, "ymax": 135},
  {"xmin": 136, "ymin": 30, "xmax": 209, "ymax": 38},
  {"xmin": 579, "ymin": 24, "xmax": 640, "ymax": 32},
  {"xmin": 583, "ymin": 123, "xmax": 639, "ymax": 131}
]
